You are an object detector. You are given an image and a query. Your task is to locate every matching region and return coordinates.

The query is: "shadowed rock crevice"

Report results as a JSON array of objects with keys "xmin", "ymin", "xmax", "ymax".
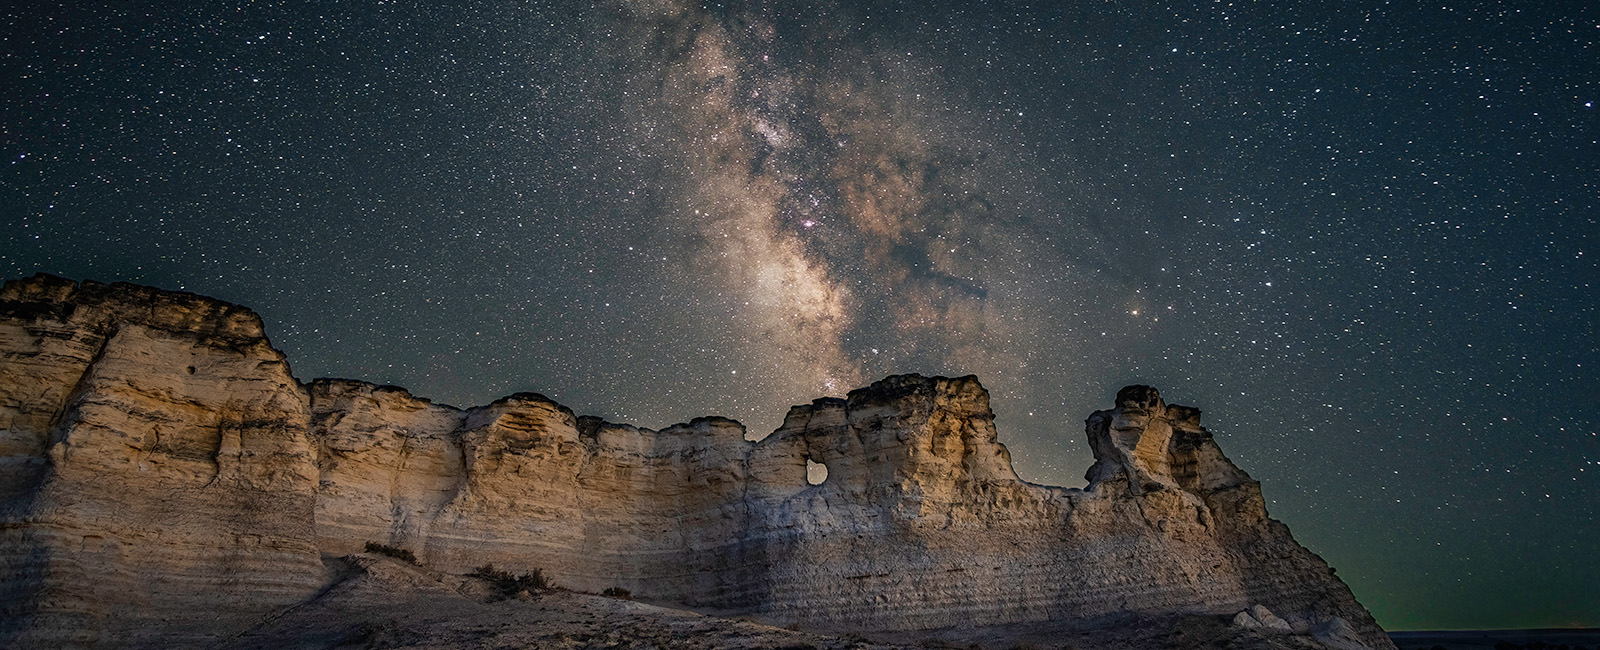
[{"xmin": 0, "ymin": 275, "xmax": 1392, "ymax": 649}]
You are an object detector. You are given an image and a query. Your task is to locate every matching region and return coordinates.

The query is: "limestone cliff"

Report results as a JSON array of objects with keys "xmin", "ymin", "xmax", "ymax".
[
  {"xmin": 0, "ymin": 275, "xmax": 323, "ymax": 648},
  {"xmin": 310, "ymin": 378, "xmax": 754, "ymax": 600},
  {"xmin": 0, "ymin": 275, "xmax": 1392, "ymax": 649}
]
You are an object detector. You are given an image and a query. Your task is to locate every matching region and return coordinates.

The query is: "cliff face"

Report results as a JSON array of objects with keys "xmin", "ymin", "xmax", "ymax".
[
  {"xmin": 310, "ymin": 379, "xmax": 755, "ymax": 600},
  {"xmin": 736, "ymin": 378, "xmax": 1383, "ymax": 648},
  {"xmin": 0, "ymin": 275, "xmax": 1391, "ymax": 649},
  {"xmin": 0, "ymin": 276, "xmax": 323, "ymax": 648}
]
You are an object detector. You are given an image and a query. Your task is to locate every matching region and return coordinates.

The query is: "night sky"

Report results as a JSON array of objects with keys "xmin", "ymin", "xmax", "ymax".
[{"xmin": 3, "ymin": 0, "xmax": 1595, "ymax": 631}]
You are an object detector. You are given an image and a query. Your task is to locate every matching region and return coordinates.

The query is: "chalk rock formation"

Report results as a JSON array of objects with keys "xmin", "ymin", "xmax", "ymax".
[
  {"xmin": 0, "ymin": 276, "xmax": 323, "ymax": 648},
  {"xmin": 726, "ymin": 377, "xmax": 1387, "ymax": 646},
  {"xmin": 310, "ymin": 378, "xmax": 754, "ymax": 598},
  {"xmin": 1234, "ymin": 604, "xmax": 1295, "ymax": 634},
  {"xmin": 0, "ymin": 275, "xmax": 1393, "ymax": 650}
]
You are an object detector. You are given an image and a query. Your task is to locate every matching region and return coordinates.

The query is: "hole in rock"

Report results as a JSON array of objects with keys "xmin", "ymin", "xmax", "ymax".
[
  {"xmin": 186, "ymin": 366, "xmax": 196, "ymax": 375},
  {"xmin": 805, "ymin": 458, "xmax": 828, "ymax": 486}
]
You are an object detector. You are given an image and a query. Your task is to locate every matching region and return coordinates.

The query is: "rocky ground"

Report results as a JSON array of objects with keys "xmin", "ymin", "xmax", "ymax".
[
  {"xmin": 220, "ymin": 553, "xmax": 908, "ymax": 650},
  {"xmin": 218, "ymin": 553, "xmax": 1375, "ymax": 650}
]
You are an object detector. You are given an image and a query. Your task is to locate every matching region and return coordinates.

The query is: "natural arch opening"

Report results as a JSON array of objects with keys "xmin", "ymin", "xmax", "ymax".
[{"xmin": 805, "ymin": 458, "xmax": 828, "ymax": 486}]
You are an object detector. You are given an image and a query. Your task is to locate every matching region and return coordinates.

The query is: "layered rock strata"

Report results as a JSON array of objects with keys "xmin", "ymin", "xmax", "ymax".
[
  {"xmin": 0, "ymin": 274, "xmax": 1392, "ymax": 649},
  {"xmin": 0, "ymin": 276, "xmax": 323, "ymax": 648}
]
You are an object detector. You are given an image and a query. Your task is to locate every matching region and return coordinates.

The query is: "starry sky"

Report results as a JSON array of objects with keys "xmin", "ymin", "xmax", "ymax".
[{"xmin": 3, "ymin": 0, "xmax": 1595, "ymax": 631}]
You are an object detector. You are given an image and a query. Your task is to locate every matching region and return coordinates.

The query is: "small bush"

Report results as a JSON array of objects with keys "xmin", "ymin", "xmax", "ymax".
[
  {"xmin": 471, "ymin": 563, "xmax": 549, "ymax": 599},
  {"xmin": 363, "ymin": 541, "xmax": 419, "ymax": 565},
  {"xmin": 602, "ymin": 586, "xmax": 632, "ymax": 600}
]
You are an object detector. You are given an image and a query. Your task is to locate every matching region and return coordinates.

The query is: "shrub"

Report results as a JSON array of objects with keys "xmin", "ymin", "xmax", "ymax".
[
  {"xmin": 602, "ymin": 586, "xmax": 632, "ymax": 600},
  {"xmin": 363, "ymin": 541, "xmax": 419, "ymax": 565},
  {"xmin": 471, "ymin": 563, "xmax": 549, "ymax": 599}
]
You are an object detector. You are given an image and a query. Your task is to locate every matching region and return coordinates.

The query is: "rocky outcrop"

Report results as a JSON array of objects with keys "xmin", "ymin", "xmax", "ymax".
[
  {"xmin": 0, "ymin": 275, "xmax": 1393, "ymax": 649},
  {"xmin": 729, "ymin": 378, "xmax": 1387, "ymax": 647},
  {"xmin": 0, "ymin": 276, "xmax": 323, "ymax": 648},
  {"xmin": 310, "ymin": 378, "xmax": 755, "ymax": 599}
]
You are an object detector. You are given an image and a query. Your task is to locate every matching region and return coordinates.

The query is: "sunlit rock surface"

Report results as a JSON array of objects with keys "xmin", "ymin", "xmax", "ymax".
[{"xmin": 0, "ymin": 275, "xmax": 1392, "ymax": 649}]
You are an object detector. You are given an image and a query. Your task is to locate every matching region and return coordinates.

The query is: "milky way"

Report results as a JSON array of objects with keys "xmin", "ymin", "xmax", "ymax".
[
  {"xmin": 2, "ymin": 0, "xmax": 1595, "ymax": 630},
  {"xmin": 607, "ymin": 1, "xmax": 1069, "ymax": 419}
]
